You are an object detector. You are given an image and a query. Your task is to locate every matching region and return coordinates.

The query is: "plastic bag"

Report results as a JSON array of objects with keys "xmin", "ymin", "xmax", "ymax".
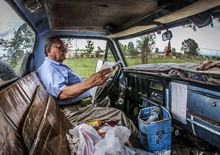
[
  {"xmin": 69, "ymin": 124, "xmax": 102, "ymax": 155},
  {"xmin": 124, "ymin": 146, "xmax": 154, "ymax": 155},
  {"xmin": 68, "ymin": 124, "xmax": 153, "ymax": 155},
  {"xmin": 94, "ymin": 126, "xmax": 131, "ymax": 155},
  {"xmin": 144, "ymin": 106, "xmax": 160, "ymax": 124},
  {"xmin": 107, "ymin": 125, "xmax": 131, "ymax": 144},
  {"xmin": 66, "ymin": 133, "xmax": 80, "ymax": 154}
]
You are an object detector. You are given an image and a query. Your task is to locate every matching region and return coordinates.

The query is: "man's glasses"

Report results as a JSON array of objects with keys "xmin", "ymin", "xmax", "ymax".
[{"xmin": 52, "ymin": 46, "xmax": 67, "ymax": 52}]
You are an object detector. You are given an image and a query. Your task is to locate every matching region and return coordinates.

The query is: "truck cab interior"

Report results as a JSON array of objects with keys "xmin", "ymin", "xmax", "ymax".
[{"xmin": 0, "ymin": 0, "xmax": 220, "ymax": 154}]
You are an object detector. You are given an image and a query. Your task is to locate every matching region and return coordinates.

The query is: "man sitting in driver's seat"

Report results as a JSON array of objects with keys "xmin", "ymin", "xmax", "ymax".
[{"xmin": 37, "ymin": 37, "xmax": 138, "ymax": 137}]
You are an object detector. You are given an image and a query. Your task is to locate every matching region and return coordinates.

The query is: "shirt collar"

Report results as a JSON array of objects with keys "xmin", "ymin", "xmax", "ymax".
[
  {"xmin": 45, "ymin": 57, "xmax": 61, "ymax": 65},
  {"xmin": 45, "ymin": 57, "xmax": 69, "ymax": 68}
]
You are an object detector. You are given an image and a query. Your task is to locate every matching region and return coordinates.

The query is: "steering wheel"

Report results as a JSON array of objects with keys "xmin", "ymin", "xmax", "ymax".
[{"xmin": 94, "ymin": 63, "xmax": 122, "ymax": 103}]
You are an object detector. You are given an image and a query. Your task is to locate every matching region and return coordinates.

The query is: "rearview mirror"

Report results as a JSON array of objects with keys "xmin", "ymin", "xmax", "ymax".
[{"xmin": 162, "ymin": 30, "xmax": 172, "ymax": 41}]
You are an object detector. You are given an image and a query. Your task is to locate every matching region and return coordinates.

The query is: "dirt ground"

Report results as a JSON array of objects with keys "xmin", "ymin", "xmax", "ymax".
[
  {"xmin": 133, "ymin": 133, "xmax": 220, "ymax": 155},
  {"xmin": 172, "ymin": 135, "xmax": 220, "ymax": 155}
]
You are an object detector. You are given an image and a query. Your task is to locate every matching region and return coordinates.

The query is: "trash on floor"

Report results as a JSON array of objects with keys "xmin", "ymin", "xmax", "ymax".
[{"xmin": 67, "ymin": 123, "xmax": 153, "ymax": 155}]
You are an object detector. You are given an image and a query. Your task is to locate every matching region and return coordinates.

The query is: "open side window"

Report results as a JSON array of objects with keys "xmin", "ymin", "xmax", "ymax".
[
  {"xmin": 0, "ymin": 1, "xmax": 36, "ymax": 86},
  {"xmin": 96, "ymin": 41, "xmax": 117, "ymax": 72},
  {"xmin": 61, "ymin": 38, "xmax": 116, "ymax": 78}
]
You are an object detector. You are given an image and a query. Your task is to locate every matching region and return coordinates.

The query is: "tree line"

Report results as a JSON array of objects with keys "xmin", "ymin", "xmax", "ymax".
[
  {"xmin": 0, "ymin": 23, "xmax": 35, "ymax": 69},
  {"xmin": 64, "ymin": 39, "xmax": 105, "ymax": 58},
  {"xmin": 120, "ymin": 34, "xmax": 201, "ymax": 64}
]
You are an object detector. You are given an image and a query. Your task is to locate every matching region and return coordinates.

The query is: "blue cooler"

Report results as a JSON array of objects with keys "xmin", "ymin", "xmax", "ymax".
[{"xmin": 138, "ymin": 106, "xmax": 172, "ymax": 153}]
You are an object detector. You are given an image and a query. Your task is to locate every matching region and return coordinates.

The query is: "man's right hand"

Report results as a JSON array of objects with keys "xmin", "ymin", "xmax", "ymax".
[
  {"xmin": 87, "ymin": 68, "xmax": 112, "ymax": 87},
  {"xmin": 59, "ymin": 68, "xmax": 112, "ymax": 100}
]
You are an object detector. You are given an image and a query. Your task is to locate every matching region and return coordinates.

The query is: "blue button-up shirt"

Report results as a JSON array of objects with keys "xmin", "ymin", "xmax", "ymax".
[{"xmin": 37, "ymin": 57, "xmax": 91, "ymax": 105}]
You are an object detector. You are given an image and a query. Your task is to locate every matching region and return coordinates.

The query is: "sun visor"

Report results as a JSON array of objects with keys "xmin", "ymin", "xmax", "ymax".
[
  {"xmin": 155, "ymin": 0, "xmax": 220, "ymax": 24},
  {"xmin": 107, "ymin": 25, "xmax": 156, "ymax": 38},
  {"xmin": 189, "ymin": 13, "xmax": 212, "ymax": 28}
]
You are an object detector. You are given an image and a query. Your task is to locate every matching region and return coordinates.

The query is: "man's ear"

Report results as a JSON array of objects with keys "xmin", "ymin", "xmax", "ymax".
[{"xmin": 46, "ymin": 47, "xmax": 51, "ymax": 56}]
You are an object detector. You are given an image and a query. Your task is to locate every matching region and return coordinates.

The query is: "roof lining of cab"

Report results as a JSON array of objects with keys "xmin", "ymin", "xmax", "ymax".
[
  {"xmin": 42, "ymin": 0, "xmax": 199, "ymax": 33},
  {"xmin": 10, "ymin": 0, "xmax": 220, "ymax": 37},
  {"xmin": 43, "ymin": 0, "xmax": 158, "ymax": 32}
]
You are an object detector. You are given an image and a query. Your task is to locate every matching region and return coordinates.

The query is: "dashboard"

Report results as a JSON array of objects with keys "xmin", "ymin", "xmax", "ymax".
[
  {"xmin": 122, "ymin": 70, "xmax": 170, "ymax": 122},
  {"xmin": 122, "ymin": 69, "xmax": 220, "ymax": 149},
  {"xmin": 124, "ymin": 71, "xmax": 168, "ymax": 105}
]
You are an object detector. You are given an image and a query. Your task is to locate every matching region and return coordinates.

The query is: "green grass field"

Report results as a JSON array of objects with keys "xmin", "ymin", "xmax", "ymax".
[
  {"xmin": 64, "ymin": 57, "xmax": 206, "ymax": 78},
  {"xmin": 64, "ymin": 58, "xmax": 99, "ymax": 78}
]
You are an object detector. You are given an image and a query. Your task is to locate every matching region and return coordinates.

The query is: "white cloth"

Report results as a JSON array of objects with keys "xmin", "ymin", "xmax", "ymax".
[{"xmin": 171, "ymin": 82, "xmax": 187, "ymax": 124}]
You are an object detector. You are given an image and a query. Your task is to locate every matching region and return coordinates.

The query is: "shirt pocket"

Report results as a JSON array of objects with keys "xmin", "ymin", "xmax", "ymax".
[
  {"xmin": 59, "ymin": 68, "xmax": 69, "ymax": 81},
  {"xmin": 68, "ymin": 70, "xmax": 82, "ymax": 85}
]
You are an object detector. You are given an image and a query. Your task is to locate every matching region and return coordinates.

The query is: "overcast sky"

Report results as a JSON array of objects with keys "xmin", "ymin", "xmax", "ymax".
[{"xmin": 0, "ymin": 1, "xmax": 24, "ymax": 37}]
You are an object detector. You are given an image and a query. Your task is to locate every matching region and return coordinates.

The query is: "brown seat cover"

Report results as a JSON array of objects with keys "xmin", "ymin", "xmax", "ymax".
[
  {"xmin": 0, "ymin": 72, "xmax": 72, "ymax": 155},
  {"xmin": 0, "ymin": 112, "xmax": 27, "ymax": 154}
]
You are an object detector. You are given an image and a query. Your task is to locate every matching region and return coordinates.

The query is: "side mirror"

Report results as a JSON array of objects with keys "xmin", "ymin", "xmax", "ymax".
[{"xmin": 162, "ymin": 30, "xmax": 173, "ymax": 41}]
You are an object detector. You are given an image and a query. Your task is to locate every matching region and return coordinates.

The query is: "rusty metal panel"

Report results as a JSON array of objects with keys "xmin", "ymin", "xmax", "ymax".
[{"xmin": 44, "ymin": 0, "xmax": 158, "ymax": 31}]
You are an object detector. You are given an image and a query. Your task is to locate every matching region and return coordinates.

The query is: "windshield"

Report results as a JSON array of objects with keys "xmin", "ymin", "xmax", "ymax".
[{"xmin": 119, "ymin": 20, "xmax": 220, "ymax": 66}]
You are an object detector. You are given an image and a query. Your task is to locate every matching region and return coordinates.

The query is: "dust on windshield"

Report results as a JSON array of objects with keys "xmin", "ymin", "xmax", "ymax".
[{"xmin": 119, "ymin": 20, "xmax": 220, "ymax": 66}]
